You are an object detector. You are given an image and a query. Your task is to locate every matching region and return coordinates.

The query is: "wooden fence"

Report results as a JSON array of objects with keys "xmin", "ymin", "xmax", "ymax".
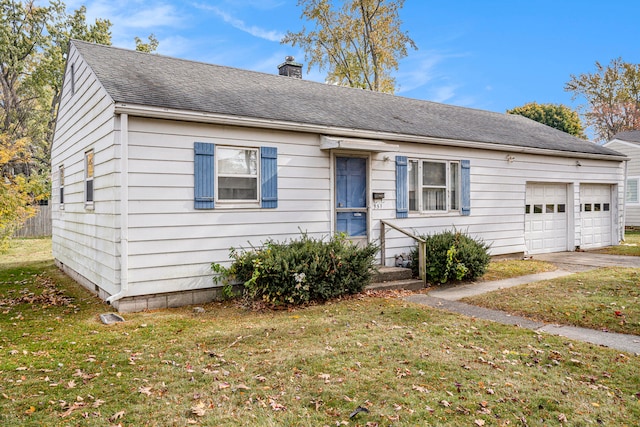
[{"xmin": 13, "ymin": 203, "xmax": 52, "ymax": 238}]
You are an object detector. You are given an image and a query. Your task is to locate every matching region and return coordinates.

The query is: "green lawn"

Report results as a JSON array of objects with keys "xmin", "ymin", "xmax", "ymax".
[
  {"xmin": 593, "ymin": 229, "xmax": 640, "ymax": 256},
  {"xmin": 1, "ymin": 239, "xmax": 639, "ymax": 426},
  {"xmin": 464, "ymin": 267, "xmax": 640, "ymax": 335}
]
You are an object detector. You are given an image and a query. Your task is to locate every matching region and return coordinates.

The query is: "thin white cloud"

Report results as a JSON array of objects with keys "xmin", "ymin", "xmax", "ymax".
[
  {"xmin": 197, "ymin": 4, "xmax": 284, "ymax": 42},
  {"xmin": 430, "ymin": 85, "xmax": 458, "ymax": 103}
]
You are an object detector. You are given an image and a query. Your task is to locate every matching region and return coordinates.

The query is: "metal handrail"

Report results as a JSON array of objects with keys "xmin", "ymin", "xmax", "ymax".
[{"xmin": 380, "ymin": 220, "xmax": 426, "ymax": 283}]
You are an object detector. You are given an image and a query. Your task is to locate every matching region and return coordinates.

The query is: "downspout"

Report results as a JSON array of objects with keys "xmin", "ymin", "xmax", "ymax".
[{"xmin": 107, "ymin": 113, "xmax": 129, "ymax": 305}]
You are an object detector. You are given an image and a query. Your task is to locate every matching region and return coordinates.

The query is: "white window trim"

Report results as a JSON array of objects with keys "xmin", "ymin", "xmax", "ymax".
[
  {"xmin": 215, "ymin": 145, "xmax": 261, "ymax": 209},
  {"xmin": 627, "ymin": 176, "xmax": 640, "ymax": 205},
  {"xmin": 409, "ymin": 158, "xmax": 461, "ymax": 214}
]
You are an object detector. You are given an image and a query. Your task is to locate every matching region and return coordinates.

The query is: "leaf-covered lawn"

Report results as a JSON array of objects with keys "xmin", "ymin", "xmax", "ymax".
[
  {"xmin": 1, "ymin": 240, "xmax": 639, "ymax": 426},
  {"xmin": 464, "ymin": 267, "xmax": 640, "ymax": 335},
  {"xmin": 593, "ymin": 229, "xmax": 640, "ymax": 256}
]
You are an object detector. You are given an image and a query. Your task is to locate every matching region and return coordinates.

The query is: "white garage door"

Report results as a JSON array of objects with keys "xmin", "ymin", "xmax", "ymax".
[
  {"xmin": 525, "ymin": 183, "xmax": 568, "ymax": 254},
  {"xmin": 580, "ymin": 184, "xmax": 612, "ymax": 249}
]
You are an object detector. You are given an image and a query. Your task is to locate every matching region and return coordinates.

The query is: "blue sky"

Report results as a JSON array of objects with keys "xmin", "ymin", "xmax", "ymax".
[{"xmin": 67, "ymin": 0, "xmax": 640, "ymax": 123}]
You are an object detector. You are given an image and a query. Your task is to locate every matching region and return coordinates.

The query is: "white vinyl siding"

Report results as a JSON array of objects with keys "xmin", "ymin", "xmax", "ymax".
[
  {"xmin": 50, "ymin": 44, "xmax": 120, "ymax": 296},
  {"xmin": 124, "ymin": 118, "xmax": 330, "ymax": 296}
]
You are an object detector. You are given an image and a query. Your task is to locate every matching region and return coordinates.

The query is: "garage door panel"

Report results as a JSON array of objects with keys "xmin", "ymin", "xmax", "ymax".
[
  {"xmin": 580, "ymin": 184, "xmax": 612, "ymax": 249},
  {"xmin": 525, "ymin": 183, "xmax": 568, "ymax": 254}
]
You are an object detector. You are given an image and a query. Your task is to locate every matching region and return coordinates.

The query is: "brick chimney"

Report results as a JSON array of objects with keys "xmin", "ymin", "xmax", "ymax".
[{"xmin": 278, "ymin": 56, "xmax": 303, "ymax": 79}]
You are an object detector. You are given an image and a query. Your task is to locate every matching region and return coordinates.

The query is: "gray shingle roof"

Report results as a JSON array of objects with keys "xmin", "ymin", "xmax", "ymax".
[
  {"xmin": 72, "ymin": 40, "xmax": 623, "ymax": 158},
  {"xmin": 612, "ymin": 130, "xmax": 640, "ymax": 144}
]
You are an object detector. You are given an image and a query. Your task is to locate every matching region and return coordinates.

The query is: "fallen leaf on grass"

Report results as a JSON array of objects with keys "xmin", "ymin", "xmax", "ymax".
[
  {"xmin": 25, "ymin": 406, "xmax": 36, "ymax": 414},
  {"xmin": 412, "ymin": 385, "xmax": 429, "ymax": 393},
  {"xmin": 474, "ymin": 420, "xmax": 485, "ymax": 426},
  {"xmin": 191, "ymin": 402, "xmax": 207, "ymax": 417},
  {"xmin": 269, "ymin": 398, "xmax": 286, "ymax": 411},
  {"xmin": 60, "ymin": 402, "xmax": 86, "ymax": 418},
  {"xmin": 109, "ymin": 410, "xmax": 125, "ymax": 422},
  {"xmin": 138, "ymin": 386, "xmax": 153, "ymax": 396}
]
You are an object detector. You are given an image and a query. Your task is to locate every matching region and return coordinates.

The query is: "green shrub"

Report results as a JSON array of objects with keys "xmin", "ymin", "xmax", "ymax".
[
  {"xmin": 411, "ymin": 229, "xmax": 491, "ymax": 284},
  {"xmin": 212, "ymin": 233, "xmax": 378, "ymax": 306}
]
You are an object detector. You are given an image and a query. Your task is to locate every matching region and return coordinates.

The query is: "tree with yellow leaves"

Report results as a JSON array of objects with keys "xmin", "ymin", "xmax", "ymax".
[
  {"xmin": 0, "ymin": 134, "xmax": 37, "ymax": 250},
  {"xmin": 282, "ymin": 0, "xmax": 417, "ymax": 93}
]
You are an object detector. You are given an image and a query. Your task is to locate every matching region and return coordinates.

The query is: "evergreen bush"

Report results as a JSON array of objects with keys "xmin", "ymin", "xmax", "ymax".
[
  {"xmin": 212, "ymin": 233, "xmax": 378, "ymax": 306},
  {"xmin": 411, "ymin": 229, "xmax": 490, "ymax": 284}
]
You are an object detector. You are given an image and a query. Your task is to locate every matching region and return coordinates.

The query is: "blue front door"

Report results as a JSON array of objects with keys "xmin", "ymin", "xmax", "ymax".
[{"xmin": 336, "ymin": 157, "xmax": 367, "ymax": 238}]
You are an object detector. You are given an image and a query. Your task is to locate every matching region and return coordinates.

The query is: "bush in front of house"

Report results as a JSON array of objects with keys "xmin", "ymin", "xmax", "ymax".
[
  {"xmin": 411, "ymin": 229, "xmax": 491, "ymax": 284},
  {"xmin": 212, "ymin": 233, "xmax": 378, "ymax": 306}
]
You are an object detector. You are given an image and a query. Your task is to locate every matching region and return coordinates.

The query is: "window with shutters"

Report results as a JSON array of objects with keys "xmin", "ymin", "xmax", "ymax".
[{"xmin": 194, "ymin": 142, "xmax": 277, "ymax": 209}]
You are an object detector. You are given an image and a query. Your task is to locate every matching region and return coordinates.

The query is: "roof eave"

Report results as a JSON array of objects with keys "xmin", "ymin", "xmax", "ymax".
[{"xmin": 114, "ymin": 103, "xmax": 628, "ymax": 162}]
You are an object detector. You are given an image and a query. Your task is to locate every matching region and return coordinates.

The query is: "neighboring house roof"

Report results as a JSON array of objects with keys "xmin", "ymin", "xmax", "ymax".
[
  {"xmin": 611, "ymin": 130, "xmax": 640, "ymax": 144},
  {"xmin": 71, "ymin": 40, "xmax": 624, "ymax": 159}
]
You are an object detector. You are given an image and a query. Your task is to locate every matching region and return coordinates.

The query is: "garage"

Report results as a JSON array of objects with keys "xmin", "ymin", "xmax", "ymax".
[
  {"xmin": 580, "ymin": 184, "xmax": 613, "ymax": 249},
  {"xmin": 525, "ymin": 183, "xmax": 568, "ymax": 254}
]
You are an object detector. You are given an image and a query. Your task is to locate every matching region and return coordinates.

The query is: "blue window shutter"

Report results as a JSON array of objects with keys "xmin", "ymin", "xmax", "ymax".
[
  {"xmin": 261, "ymin": 146, "xmax": 278, "ymax": 208},
  {"xmin": 194, "ymin": 142, "xmax": 215, "ymax": 209},
  {"xmin": 395, "ymin": 156, "xmax": 408, "ymax": 218},
  {"xmin": 461, "ymin": 159, "xmax": 471, "ymax": 216}
]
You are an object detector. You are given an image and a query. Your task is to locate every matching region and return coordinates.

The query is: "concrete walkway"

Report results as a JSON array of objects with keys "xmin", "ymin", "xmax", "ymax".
[{"xmin": 403, "ymin": 252, "xmax": 640, "ymax": 355}]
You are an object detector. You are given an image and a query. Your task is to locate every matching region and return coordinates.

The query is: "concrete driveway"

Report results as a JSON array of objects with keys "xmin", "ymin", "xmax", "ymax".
[{"xmin": 533, "ymin": 251, "xmax": 640, "ymax": 271}]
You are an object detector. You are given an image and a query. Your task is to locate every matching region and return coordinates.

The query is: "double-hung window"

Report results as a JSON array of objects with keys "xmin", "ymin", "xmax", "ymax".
[
  {"xmin": 59, "ymin": 165, "xmax": 65, "ymax": 208},
  {"xmin": 194, "ymin": 142, "xmax": 277, "ymax": 209},
  {"xmin": 408, "ymin": 159, "xmax": 460, "ymax": 212},
  {"xmin": 85, "ymin": 150, "xmax": 94, "ymax": 207},
  {"xmin": 217, "ymin": 147, "xmax": 258, "ymax": 202}
]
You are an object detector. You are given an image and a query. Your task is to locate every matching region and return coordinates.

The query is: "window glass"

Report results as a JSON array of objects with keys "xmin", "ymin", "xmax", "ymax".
[
  {"xmin": 594, "ymin": 203, "xmax": 601, "ymax": 212},
  {"xmin": 525, "ymin": 204, "xmax": 530, "ymax": 214},
  {"xmin": 534, "ymin": 205, "xmax": 542, "ymax": 213},
  {"xmin": 557, "ymin": 204, "xmax": 566, "ymax": 213},
  {"xmin": 627, "ymin": 178, "xmax": 639, "ymax": 203},
  {"xmin": 450, "ymin": 162, "xmax": 459, "ymax": 210},
  {"xmin": 59, "ymin": 165, "xmax": 65, "ymax": 206},
  {"xmin": 422, "ymin": 162, "xmax": 446, "ymax": 186},
  {"xmin": 546, "ymin": 204, "xmax": 554, "ymax": 213},
  {"xmin": 217, "ymin": 147, "xmax": 258, "ymax": 201},
  {"xmin": 422, "ymin": 188, "xmax": 446, "ymax": 210},
  {"xmin": 408, "ymin": 160, "xmax": 418, "ymax": 211},
  {"xmin": 584, "ymin": 204, "xmax": 592, "ymax": 212},
  {"xmin": 218, "ymin": 148, "xmax": 257, "ymax": 174},
  {"xmin": 603, "ymin": 203, "xmax": 610, "ymax": 211}
]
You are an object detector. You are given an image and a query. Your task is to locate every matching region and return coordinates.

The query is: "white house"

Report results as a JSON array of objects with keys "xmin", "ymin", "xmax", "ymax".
[
  {"xmin": 51, "ymin": 41, "xmax": 627, "ymax": 312},
  {"xmin": 604, "ymin": 131, "xmax": 640, "ymax": 226}
]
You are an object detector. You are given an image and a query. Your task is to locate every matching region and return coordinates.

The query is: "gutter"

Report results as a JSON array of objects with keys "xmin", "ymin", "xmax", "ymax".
[
  {"xmin": 114, "ymin": 103, "xmax": 629, "ymax": 162},
  {"xmin": 107, "ymin": 113, "xmax": 129, "ymax": 305}
]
